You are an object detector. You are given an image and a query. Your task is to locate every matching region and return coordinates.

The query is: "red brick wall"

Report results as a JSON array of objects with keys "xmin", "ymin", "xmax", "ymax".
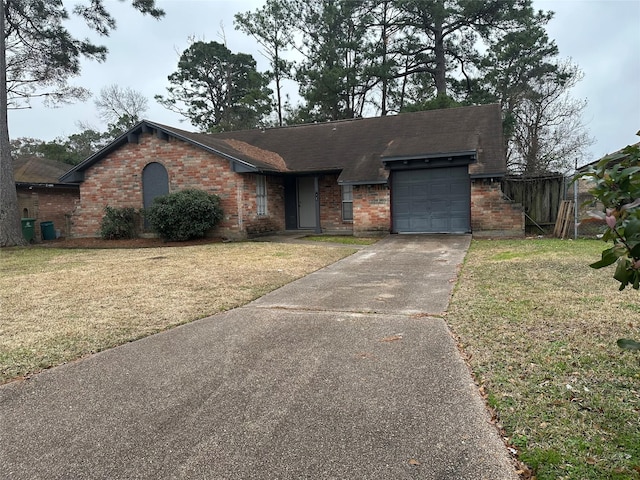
[
  {"xmin": 70, "ymin": 134, "xmax": 282, "ymax": 239},
  {"xmin": 243, "ymin": 174, "xmax": 285, "ymax": 236},
  {"xmin": 319, "ymin": 174, "xmax": 353, "ymax": 233},
  {"xmin": 70, "ymin": 133, "xmax": 521, "ymax": 239},
  {"xmin": 17, "ymin": 186, "xmax": 80, "ymax": 240},
  {"xmin": 316, "ymin": 176, "xmax": 390, "ymax": 234},
  {"xmin": 470, "ymin": 179, "xmax": 524, "ymax": 236},
  {"xmin": 354, "ymin": 184, "xmax": 390, "ymax": 235}
]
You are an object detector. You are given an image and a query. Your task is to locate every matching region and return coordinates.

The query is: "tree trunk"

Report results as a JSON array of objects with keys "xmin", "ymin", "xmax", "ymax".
[
  {"xmin": 274, "ymin": 43, "xmax": 283, "ymax": 127},
  {"xmin": 432, "ymin": 17, "xmax": 447, "ymax": 97},
  {"xmin": 0, "ymin": 1, "xmax": 27, "ymax": 247},
  {"xmin": 380, "ymin": 0, "xmax": 389, "ymax": 116}
]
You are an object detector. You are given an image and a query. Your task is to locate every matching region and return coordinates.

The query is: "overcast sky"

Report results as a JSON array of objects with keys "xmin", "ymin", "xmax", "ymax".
[{"xmin": 7, "ymin": 0, "xmax": 640, "ymax": 166}]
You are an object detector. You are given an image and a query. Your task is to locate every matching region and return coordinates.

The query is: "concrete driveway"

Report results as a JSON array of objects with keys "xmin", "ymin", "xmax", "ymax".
[{"xmin": 0, "ymin": 235, "xmax": 518, "ymax": 479}]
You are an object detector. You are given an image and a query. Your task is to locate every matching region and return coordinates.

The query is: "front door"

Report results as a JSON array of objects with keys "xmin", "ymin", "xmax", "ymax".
[{"xmin": 297, "ymin": 177, "xmax": 316, "ymax": 229}]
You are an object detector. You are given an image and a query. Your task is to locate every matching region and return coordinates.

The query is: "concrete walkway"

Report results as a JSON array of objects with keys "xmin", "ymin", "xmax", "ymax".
[{"xmin": 0, "ymin": 235, "xmax": 518, "ymax": 480}]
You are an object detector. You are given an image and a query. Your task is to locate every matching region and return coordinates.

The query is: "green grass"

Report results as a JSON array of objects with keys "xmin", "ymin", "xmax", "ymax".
[
  {"xmin": 0, "ymin": 242, "xmax": 354, "ymax": 384},
  {"xmin": 303, "ymin": 235, "xmax": 379, "ymax": 245},
  {"xmin": 447, "ymin": 238, "xmax": 640, "ymax": 480}
]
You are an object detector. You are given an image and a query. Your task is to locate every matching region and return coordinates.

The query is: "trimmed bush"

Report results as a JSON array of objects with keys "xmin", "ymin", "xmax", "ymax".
[
  {"xmin": 145, "ymin": 189, "xmax": 223, "ymax": 241},
  {"xmin": 100, "ymin": 206, "xmax": 138, "ymax": 240}
]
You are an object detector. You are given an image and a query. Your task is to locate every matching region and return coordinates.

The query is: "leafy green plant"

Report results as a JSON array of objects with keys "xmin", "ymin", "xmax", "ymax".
[
  {"xmin": 577, "ymin": 142, "xmax": 640, "ymax": 290},
  {"xmin": 145, "ymin": 189, "xmax": 223, "ymax": 242},
  {"xmin": 576, "ymin": 139, "xmax": 639, "ymax": 352},
  {"xmin": 100, "ymin": 206, "xmax": 139, "ymax": 240}
]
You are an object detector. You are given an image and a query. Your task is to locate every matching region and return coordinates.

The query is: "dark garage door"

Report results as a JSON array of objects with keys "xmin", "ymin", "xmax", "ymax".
[{"xmin": 392, "ymin": 166, "xmax": 470, "ymax": 233}]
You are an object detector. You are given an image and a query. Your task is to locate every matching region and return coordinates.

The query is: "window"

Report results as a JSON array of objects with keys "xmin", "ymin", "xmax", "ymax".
[
  {"xmin": 342, "ymin": 185, "xmax": 353, "ymax": 222},
  {"xmin": 256, "ymin": 175, "xmax": 267, "ymax": 216},
  {"xmin": 142, "ymin": 162, "xmax": 169, "ymax": 229}
]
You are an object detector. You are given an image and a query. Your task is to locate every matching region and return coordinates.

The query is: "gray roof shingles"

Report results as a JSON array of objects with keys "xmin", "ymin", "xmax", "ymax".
[
  {"xmin": 212, "ymin": 103, "xmax": 505, "ymax": 182},
  {"xmin": 14, "ymin": 157, "xmax": 75, "ymax": 185},
  {"xmin": 62, "ymin": 104, "xmax": 505, "ymax": 184}
]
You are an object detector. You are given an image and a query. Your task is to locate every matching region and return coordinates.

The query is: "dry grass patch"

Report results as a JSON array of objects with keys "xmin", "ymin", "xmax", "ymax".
[
  {"xmin": 0, "ymin": 242, "xmax": 354, "ymax": 383},
  {"xmin": 447, "ymin": 239, "xmax": 640, "ymax": 480}
]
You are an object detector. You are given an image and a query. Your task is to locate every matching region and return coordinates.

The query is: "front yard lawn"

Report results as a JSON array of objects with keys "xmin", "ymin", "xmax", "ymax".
[
  {"xmin": 2, "ymin": 236, "xmax": 638, "ymax": 479},
  {"xmin": 447, "ymin": 239, "xmax": 639, "ymax": 480},
  {"xmin": 0, "ymin": 242, "xmax": 355, "ymax": 384}
]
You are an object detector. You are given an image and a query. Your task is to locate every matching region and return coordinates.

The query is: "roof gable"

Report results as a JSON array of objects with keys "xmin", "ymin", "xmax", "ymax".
[{"xmin": 60, "ymin": 121, "xmax": 283, "ymax": 183}]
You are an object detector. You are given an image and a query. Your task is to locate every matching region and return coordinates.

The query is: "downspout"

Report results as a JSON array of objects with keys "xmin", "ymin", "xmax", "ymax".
[
  {"xmin": 236, "ymin": 176, "xmax": 244, "ymax": 234},
  {"xmin": 314, "ymin": 176, "xmax": 322, "ymax": 234}
]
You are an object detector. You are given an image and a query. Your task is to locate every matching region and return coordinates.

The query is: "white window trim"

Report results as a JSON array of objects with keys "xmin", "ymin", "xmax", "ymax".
[
  {"xmin": 256, "ymin": 175, "xmax": 267, "ymax": 216},
  {"xmin": 342, "ymin": 184, "xmax": 353, "ymax": 222}
]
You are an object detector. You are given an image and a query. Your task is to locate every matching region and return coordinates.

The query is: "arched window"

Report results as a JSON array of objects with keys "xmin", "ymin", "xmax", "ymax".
[{"xmin": 142, "ymin": 162, "xmax": 169, "ymax": 225}]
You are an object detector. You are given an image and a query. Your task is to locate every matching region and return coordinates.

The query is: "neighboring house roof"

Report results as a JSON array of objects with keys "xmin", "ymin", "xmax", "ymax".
[
  {"xmin": 577, "ymin": 141, "xmax": 640, "ymax": 172},
  {"xmin": 61, "ymin": 104, "xmax": 505, "ymax": 184},
  {"xmin": 14, "ymin": 156, "xmax": 76, "ymax": 186}
]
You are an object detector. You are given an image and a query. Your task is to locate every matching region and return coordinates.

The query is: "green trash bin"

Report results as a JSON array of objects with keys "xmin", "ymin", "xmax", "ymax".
[
  {"xmin": 40, "ymin": 221, "xmax": 56, "ymax": 241},
  {"xmin": 21, "ymin": 218, "xmax": 36, "ymax": 242}
]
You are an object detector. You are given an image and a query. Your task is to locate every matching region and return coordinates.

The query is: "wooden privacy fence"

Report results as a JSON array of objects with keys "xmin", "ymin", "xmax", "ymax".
[{"xmin": 502, "ymin": 175, "xmax": 566, "ymax": 231}]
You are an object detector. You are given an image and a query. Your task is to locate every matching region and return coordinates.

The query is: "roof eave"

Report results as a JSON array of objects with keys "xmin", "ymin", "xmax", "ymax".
[
  {"xmin": 382, "ymin": 150, "xmax": 477, "ymax": 164},
  {"xmin": 60, "ymin": 120, "xmax": 264, "ymax": 182},
  {"xmin": 16, "ymin": 182, "xmax": 80, "ymax": 188},
  {"xmin": 470, "ymin": 172, "xmax": 507, "ymax": 179},
  {"xmin": 338, "ymin": 180, "xmax": 388, "ymax": 186}
]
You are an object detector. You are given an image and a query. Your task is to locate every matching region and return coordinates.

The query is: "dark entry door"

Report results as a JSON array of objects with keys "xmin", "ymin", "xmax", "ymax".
[
  {"xmin": 392, "ymin": 166, "xmax": 470, "ymax": 233},
  {"xmin": 284, "ymin": 177, "xmax": 298, "ymax": 230}
]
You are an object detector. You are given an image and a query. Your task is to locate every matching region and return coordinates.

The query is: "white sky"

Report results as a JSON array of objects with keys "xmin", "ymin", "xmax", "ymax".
[{"xmin": 7, "ymin": 0, "xmax": 640, "ymax": 166}]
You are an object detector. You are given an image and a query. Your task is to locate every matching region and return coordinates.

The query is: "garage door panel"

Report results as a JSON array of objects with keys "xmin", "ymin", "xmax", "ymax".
[
  {"xmin": 395, "ymin": 217, "xmax": 411, "ymax": 230},
  {"xmin": 392, "ymin": 167, "xmax": 470, "ymax": 233},
  {"xmin": 430, "ymin": 198, "xmax": 449, "ymax": 211},
  {"xmin": 396, "ymin": 185, "xmax": 410, "ymax": 195},
  {"xmin": 412, "ymin": 200, "xmax": 429, "ymax": 211},
  {"xmin": 450, "ymin": 218, "xmax": 470, "ymax": 231},
  {"xmin": 394, "ymin": 199, "xmax": 409, "ymax": 210},
  {"xmin": 430, "ymin": 218, "xmax": 451, "ymax": 232},
  {"xmin": 450, "ymin": 198, "xmax": 469, "ymax": 211},
  {"xmin": 411, "ymin": 218, "xmax": 429, "ymax": 231},
  {"xmin": 450, "ymin": 182, "xmax": 468, "ymax": 195},
  {"xmin": 430, "ymin": 184, "xmax": 449, "ymax": 196}
]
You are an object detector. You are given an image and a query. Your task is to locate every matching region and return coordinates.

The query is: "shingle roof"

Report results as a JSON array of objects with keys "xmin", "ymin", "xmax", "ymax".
[
  {"xmin": 61, "ymin": 104, "xmax": 506, "ymax": 184},
  {"xmin": 14, "ymin": 157, "xmax": 74, "ymax": 184},
  {"xmin": 577, "ymin": 141, "xmax": 640, "ymax": 172},
  {"xmin": 213, "ymin": 103, "xmax": 505, "ymax": 182},
  {"xmin": 155, "ymin": 125, "xmax": 289, "ymax": 173}
]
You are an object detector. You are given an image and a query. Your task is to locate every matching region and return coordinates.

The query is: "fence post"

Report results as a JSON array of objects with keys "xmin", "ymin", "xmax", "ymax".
[{"xmin": 574, "ymin": 159, "xmax": 578, "ymax": 239}]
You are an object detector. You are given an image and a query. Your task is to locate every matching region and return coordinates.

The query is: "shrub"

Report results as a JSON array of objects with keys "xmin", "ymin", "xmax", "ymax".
[
  {"xmin": 100, "ymin": 206, "xmax": 139, "ymax": 240},
  {"xmin": 576, "ymin": 142, "xmax": 640, "ymax": 290},
  {"xmin": 575, "ymin": 139, "xmax": 640, "ymax": 352},
  {"xmin": 145, "ymin": 189, "xmax": 223, "ymax": 242}
]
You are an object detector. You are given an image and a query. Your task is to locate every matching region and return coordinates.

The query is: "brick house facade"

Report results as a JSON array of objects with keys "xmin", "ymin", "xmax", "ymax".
[
  {"xmin": 62, "ymin": 105, "xmax": 524, "ymax": 239},
  {"xmin": 14, "ymin": 157, "xmax": 80, "ymax": 240},
  {"xmin": 470, "ymin": 179, "xmax": 524, "ymax": 236},
  {"xmin": 17, "ymin": 186, "xmax": 79, "ymax": 239}
]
